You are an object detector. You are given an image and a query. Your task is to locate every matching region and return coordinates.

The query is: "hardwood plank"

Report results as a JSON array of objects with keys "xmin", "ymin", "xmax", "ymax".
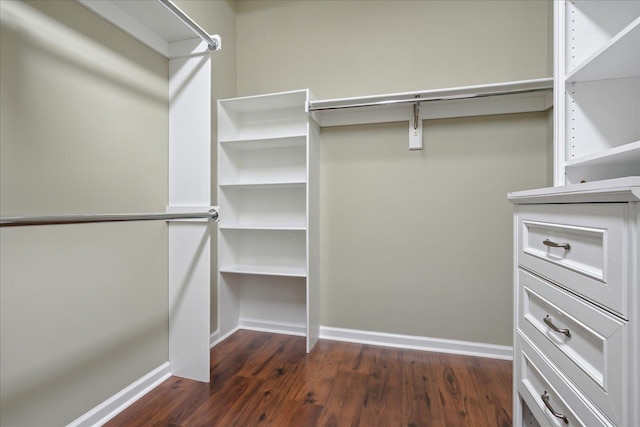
[
  {"xmin": 402, "ymin": 349, "xmax": 447, "ymax": 427},
  {"xmin": 289, "ymin": 339, "xmax": 344, "ymax": 407},
  {"xmin": 106, "ymin": 330, "xmax": 512, "ymax": 427},
  {"xmin": 226, "ymin": 335, "xmax": 307, "ymax": 425},
  {"xmin": 317, "ymin": 370, "xmax": 370, "ymax": 426},
  {"xmin": 359, "ymin": 346, "xmax": 403, "ymax": 426}
]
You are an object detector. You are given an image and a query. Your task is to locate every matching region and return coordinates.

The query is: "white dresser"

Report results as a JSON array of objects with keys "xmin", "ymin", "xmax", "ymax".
[{"xmin": 509, "ymin": 178, "xmax": 639, "ymax": 427}]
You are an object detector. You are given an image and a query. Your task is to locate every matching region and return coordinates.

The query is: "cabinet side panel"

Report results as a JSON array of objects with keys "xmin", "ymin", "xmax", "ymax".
[
  {"xmin": 554, "ymin": 0, "xmax": 567, "ymax": 186},
  {"xmin": 169, "ymin": 223, "xmax": 211, "ymax": 382},
  {"xmin": 307, "ymin": 120, "xmax": 321, "ymax": 351},
  {"xmin": 513, "ymin": 206, "xmax": 524, "ymax": 426},
  {"xmin": 630, "ymin": 202, "xmax": 640, "ymax": 426},
  {"xmin": 169, "ymin": 55, "xmax": 211, "ymax": 206}
]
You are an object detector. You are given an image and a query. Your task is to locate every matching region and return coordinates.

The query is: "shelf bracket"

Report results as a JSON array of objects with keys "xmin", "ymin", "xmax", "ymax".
[{"xmin": 409, "ymin": 96, "xmax": 422, "ymax": 150}]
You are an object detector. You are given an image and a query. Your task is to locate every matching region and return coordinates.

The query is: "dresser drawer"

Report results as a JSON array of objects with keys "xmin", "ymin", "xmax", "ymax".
[
  {"xmin": 517, "ymin": 203, "xmax": 627, "ymax": 317},
  {"xmin": 517, "ymin": 333, "xmax": 613, "ymax": 427},
  {"xmin": 518, "ymin": 269, "xmax": 627, "ymax": 425}
]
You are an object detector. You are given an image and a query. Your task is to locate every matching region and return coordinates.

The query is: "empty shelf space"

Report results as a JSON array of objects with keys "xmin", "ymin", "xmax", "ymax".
[
  {"xmin": 218, "ymin": 184, "xmax": 307, "ymax": 228},
  {"xmin": 565, "ymin": 1, "xmax": 640, "ymax": 71},
  {"xmin": 220, "ymin": 264, "xmax": 307, "ymax": 277},
  {"xmin": 567, "ymin": 19, "xmax": 640, "ymax": 83},
  {"xmin": 219, "ymin": 229, "xmax": 307, "ymax": 275},
  {"xmin": 218, "ymin": 90, "xmax": 310, "ymax": 141},
  {"xmin": 219, "ymin": 141, "xmax": 307, "ymax": 185},
  {"xmin": 565, "ymin": 77, "xmax": 640, "ymax": 159},
  {"xmin": 219, "ymin": 274, "xmax": 307, "ymax": 333}
]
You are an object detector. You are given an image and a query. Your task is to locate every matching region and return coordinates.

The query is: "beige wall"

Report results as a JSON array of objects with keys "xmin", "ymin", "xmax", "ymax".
[
  {"xmin": 236, "ymin": 0, "xmax": 552, "ymax": 345},
  {"xmin": 236, "ymin": 0, "xmax": 550, "ymax": 98},
  {"xmin": 0, "ymin": 0, "xmax": 235, "ymax": 424}
]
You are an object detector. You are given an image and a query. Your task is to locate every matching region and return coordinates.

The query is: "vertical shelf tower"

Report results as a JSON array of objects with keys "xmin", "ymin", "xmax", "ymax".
[
  {"xmin": 554, "ymin": 1, "xmax": 640, "ymax": 185},
  {"xmin": 217, "ymin": 90, "xmax": 320, "ymax": 352}
]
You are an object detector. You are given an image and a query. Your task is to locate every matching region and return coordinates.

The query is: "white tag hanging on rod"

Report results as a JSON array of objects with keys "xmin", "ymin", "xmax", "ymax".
[{"xmin": 409, "ymin": 98, "xmax": 422, "ymax": 150}]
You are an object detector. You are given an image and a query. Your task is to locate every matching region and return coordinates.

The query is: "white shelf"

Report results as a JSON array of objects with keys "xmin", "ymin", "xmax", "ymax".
[
  {"xmin": 77, "ymin": 0, "xmax": 219, "ymax": 58},
  {"xmin": 508, "ymin": 176, "xmax": 640, "ymax": 204},
  {"xmin": 219, "ymin": 135, "xmax": 307, "ymax": 149},
  {"xmin": 219, "ymin": 181, "xmax": 306, "ymax": 189},
  {"xmin": 566, "ymin": 141, "xmax": 640, "ymax": 168},
  {"xmin": 565, "ymin": 1, "xmax": 640, "ymax": 72},
  {"xmin": 567, "ymin": 19, "xmax": 640, "ymax": 83},
  {"xmin": 219, "ymin": 225, "xmax": 306, "ymax": 231},
  {"xmin": 219, "ymin": 90, "xmax": 309, "ymax": 113},
  {"xmin": 220, "ymin": 264, "xmax": 307, "ymax": 278}
]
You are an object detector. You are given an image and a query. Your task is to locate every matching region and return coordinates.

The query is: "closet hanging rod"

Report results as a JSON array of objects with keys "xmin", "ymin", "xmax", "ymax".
[
  {"xmin": 158, "ymin": 0, "xmax": 219, "ymax": 51},
  {"xmin": 0, "ymin": 209, "xmax": 218, "ymax": 227},
  {"xmin": 308, "ymin": 87, "xmax": 550, "ymax": 112}
]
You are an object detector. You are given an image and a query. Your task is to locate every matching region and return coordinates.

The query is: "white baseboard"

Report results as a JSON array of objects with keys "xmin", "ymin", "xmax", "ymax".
[
  {"xmin": 67, "ymin": 362, "xmax": 171, "ymax": 427},
  {"xmin": 211, "ymin": 320, "xmax": 512, "ymax": 360},
  {"xmin": 319, "ymin": 326, "xmax": 513, "ymax": 360},
  {"xmin": 238, "ymin": 318, "xmax": 306, "ymax": 337},
  {"xmin": 210, "ymin": 329, "xmax": 221, "ymax": 348}
]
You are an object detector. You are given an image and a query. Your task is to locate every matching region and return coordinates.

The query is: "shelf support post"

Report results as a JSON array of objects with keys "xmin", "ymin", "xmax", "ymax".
[{"xmin": 409, "ymin": 97, "xmax": 422, "ymax": 150}]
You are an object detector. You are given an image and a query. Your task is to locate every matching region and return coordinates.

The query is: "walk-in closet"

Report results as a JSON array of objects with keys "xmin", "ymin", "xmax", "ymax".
[{"xmin": 1, "ymin": 1, "xmax": 637, "ymax": 426}]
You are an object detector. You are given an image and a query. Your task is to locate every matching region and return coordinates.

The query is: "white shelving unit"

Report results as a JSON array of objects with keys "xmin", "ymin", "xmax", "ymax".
[
  {"xmin": 217, "ymin": 89, "xmax": 320, "ymax": 352},
  {"xmin": 510, "ymin": 3, "xmax": 640, "ymax": 425},
  {"xmin": 555, "ymin": 1, "xmax": 640, "ymax": 185}
]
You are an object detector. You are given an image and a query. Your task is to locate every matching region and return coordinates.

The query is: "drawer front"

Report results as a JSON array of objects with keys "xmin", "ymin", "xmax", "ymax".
[
  {"xmin": 517, "ymin": 203, "xmax": 627, "ymax": 316},
  {"xmin": 517, "ymin": 333, "xmax": 613, "ymax": 427},
  {"xmin": 518, "ymin": 269, "xmax": 627, "ymax": 425}
]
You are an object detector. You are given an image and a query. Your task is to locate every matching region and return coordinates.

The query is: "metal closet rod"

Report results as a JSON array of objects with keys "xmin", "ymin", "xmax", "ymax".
[
  {"xmin": 308, "ymin": 87, "xmax": 550, "ymax": 112},
  {"xmin": 158, "ymin": 0, "xmax": 218, "ymax": 51},
  {"xmin": 0, "ymin": 209, "xmax": 219, "ymax": 227}
]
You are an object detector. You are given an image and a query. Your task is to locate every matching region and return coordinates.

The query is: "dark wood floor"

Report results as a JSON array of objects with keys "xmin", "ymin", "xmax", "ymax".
[{"xmin": 107, "ymin": 330, "xmax": 512, "ymax": 426}]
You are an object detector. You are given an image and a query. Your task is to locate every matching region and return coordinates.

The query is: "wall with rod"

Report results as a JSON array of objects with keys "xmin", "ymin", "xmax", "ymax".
[
  {"xmin": 235, "ymin": 0, "xmax": 553, "ymax": 346},
  {"xmin": 0, "ymin": 0, "xmax": 236, "ymax": 425}
]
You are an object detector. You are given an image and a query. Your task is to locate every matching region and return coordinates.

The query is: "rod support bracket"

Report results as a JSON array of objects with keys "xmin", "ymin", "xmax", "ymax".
[{"xmin": 409, "ymin": 96, "xmax": 422, "ymax": 150}]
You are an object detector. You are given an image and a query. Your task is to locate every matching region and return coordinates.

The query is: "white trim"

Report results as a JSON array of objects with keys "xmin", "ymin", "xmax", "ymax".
[
  {"xmin": 212, "ymin": 321, "xmax": 512, "ymax": 360},
  {"xmin": 319, "ymin": 326, "xmax": 513, "ymax": 360},
  {"xmin": 239, "ymin": 318, "xmax": 307, "ymax": 337},
  {"xmin": 66, "ymin": 362, "xmax": 171, "ymax": 427},
  {"xmin": 210, "ymin": 329, "xmax": 221, "ymax": 348}
]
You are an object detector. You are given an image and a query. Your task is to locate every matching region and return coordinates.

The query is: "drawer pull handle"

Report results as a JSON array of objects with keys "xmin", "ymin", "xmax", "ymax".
[
  {"xmin": 544, "ymin": 315, "xmax": 571, "ymax": 337},
  {"xmin": 541, "ymin": 391, "xmax": 569, "ymax": 424},
  {"xmin": 543, "ymin": 239, "xmax": 571, "ymax": 250}
]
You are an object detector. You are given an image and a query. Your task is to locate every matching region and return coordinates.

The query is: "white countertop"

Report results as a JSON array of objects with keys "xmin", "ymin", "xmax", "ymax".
[{"xmin": 508, "ymin": 176, "xmax": 640, "ymax": 204}]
